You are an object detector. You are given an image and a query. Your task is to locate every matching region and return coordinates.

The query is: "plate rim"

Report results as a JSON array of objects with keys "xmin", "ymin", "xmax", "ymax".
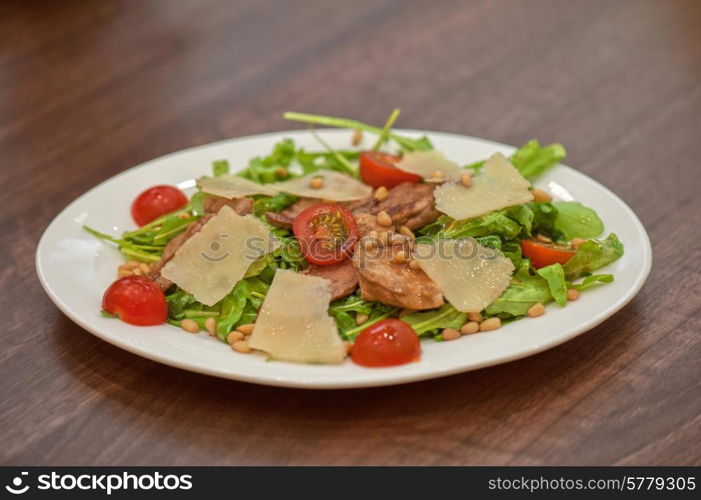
[{"xmin": 36, "ymin": 129, "xmax": 653, "ymax": 389}]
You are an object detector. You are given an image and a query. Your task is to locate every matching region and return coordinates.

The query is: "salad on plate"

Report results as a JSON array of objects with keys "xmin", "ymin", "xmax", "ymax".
[{"xmin": 85, "ymin": 110, "xmax": 624, "ymax": 368}]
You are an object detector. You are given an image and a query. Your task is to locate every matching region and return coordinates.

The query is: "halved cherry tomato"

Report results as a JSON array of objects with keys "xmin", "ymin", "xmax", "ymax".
[
  {"xmin": 521, "ymin": 239, "xmax": 576, "ymax": 269},
  {"xmin": 292, "ymin": 204, "xmax": 358, "ymax": 266},
  {"xmin": 351, "ymin": 319, "xmax": 421, "ymax": 367},
  {"xmin": 102, "ymin": 275, "xmax": 168, "ymax": 326},
  {"xmin": 359, "ymin": 151, "xmax": 421, "ymax": 189},
  {"xmin": 131, "ymin": 185, "xmax": 188, "ymax": 226}
]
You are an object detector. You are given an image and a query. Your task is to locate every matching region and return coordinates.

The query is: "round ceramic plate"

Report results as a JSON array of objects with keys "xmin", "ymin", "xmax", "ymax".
[{"xmin": 36, "ymin": 130, "xmax": 652, "ymax": 389}]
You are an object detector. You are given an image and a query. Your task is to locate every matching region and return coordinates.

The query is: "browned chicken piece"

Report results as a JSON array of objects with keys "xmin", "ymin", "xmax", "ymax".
[
  {"xmin": 203, "ymin": 195, "xmax": 253, "ymax": 216},
  {"xmin": 368, "ymin": 182, "xmax": 441, "ymax": 230},
  {"xmin": 351, "ymin": 244, "xmax": 444, "ymax": 310},
  {"xmin": 147, "ymin": 214, "xmax": 214, "ymax": 291},
  {"xmin": 302, "ymin": 259, "xmax": 359, "ymax": 301},
  {"xmin": 265, "ymin": 198, "xmax": 320, "ymax": 229}
]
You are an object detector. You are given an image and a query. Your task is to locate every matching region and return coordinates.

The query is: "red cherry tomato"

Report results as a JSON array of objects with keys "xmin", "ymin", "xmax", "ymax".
[
  {"xmin": 131, "ymin": 185, "xmax": 188, "ymax": 226},
  {"xmin": 292, "ymin": 204, "xmax": 359, "ymax": 266},
  {"xmin": 102, "ymin": 275, "xmax": 168, "ymax": 326},
  {"xmin": 351, "ymin": 319, "xmax": 421, "ymax": 367},
  {"xmin": 521, "ymin": 239, "xmax": 576, "ymax": 269},
  {"xmin": 359, "ymin": 151, "xmax": 421, "ymax": 189}
]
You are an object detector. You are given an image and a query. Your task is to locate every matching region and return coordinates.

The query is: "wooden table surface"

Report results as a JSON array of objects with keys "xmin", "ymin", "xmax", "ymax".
[{"xmin": 1, "ymin": 0, "xmax": 699, "ymax": 466}]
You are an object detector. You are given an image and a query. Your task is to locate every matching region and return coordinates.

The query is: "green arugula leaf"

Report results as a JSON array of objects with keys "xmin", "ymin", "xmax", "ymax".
[
  {"xmin": 552, "ymin": 201, "xmax": 604, "ymax": 241},
  {"xmin": 536, "ymin": 263, "xmax": 568, "ymax": 306},
  {"xmin": 562, "ymin": 234, "xmax": 624, "ymax": 280}
]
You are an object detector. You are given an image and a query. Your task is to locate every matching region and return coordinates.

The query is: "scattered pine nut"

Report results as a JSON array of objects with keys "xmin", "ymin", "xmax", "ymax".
[
  {"xmin": 124, "ymin": 260, "xmax": 140, "ymax": 270},
  {"xmin": 139, "ymin": 262, "xmax": 151, "ymax": 274},
  {"xmin": 345, "ymin": 341, "xmax": 354, "ymax": 353},
  {"xmin": 467, "ymin": 312, "xmax": 482, "ymax": 323},
  {"xmin": 527, "ymin": 302, "xmax": 545, "ymax": 318},
  {"xmin": 131, "ymin": 267, "xmax": 142, "ymax": 276},
  {"xmin": 479, "ymin": 317, "xmax": 501, "ymax": 332},
  {"xmin": 177, "ymin": 212, "xmax": 191, "ymax": 220},
  {"xmin": 374, "ymin": 186, "xmax": 388, "ymax": 201},
  {"xmin": 232, "ymin": 340, "xmax": 251, "ymax": 353},
  {"xmin": 227, "ymin": 331, "xmax": 244, "ymax": 344},
  {"xmin": 398, "ymin": 225, "xmax": 415, "ymax": 240},
  {"xmin": 570, "ymin": 238, "xmax": 586, "ymax": 249},
  {"xmin": 460, "ymin": 321, "xmax": 480, "ymax": 335},
  {"xmin": 391, "ymin": 250, "xmax": 408, "ymax": 264},
  {"xmin": 352, "ymin": 129, "xmax": 363, "ymax": 146},
  {"xmin": 376, "ymin": 210, "xmax": 393, "ymax": 227},
  {"xmin": 432, "ymin": 170, "xmax": 443, "ymax": 180},
  {"xmin": 442, "ymin": 328, "xmax": 461, "ymax": 341},
  {"xmin": 276, "ymin": 167, "xmax": 288, "ymax": 179},
  {"xmin": 236, "ymin": 323, "xmax": 255, "ymax": 335},
  {"xmin": 310, "ymin": 176, "xmax": 324, "ymax": 189},
  {"xmin": 205, "ymin": 317, "xmax": 217, "ymax": 336},
  {"xmin": 567, "ymin": 288, "xmax": 580, "ymax": 301},
  {"xmin": 536, "ymin": 233, "xmax": 552, "ymax": 243},
  {"xmin": 355, "ymin": 313, "xmax": 369, "ymax": 325},
  {"xmin": 117, "ymin": 269, "xmax": 132, "ymax": 278},
  {"xmin": 363, "ymin": 238, "xmax": 377, "ymax": 251},
  {"xmin": 181, "ymin": 319, "xmax": 199, "ymax": 333},
  {"xmin": 532, "ymin": 188, "xmax": 552, "ymax": 202},
  {"xmin": 408, "ymin": 259, "xmax": 422, "ymax": 271},
  {"xmin": 461, "ymin": 172, "xmax": 472, "ymax": 187}
]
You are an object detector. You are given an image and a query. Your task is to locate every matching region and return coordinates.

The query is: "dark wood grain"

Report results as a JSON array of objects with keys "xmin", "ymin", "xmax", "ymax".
[{"xmin": 1, "ymin": 0, "xmax": 699, "ymax": 466}]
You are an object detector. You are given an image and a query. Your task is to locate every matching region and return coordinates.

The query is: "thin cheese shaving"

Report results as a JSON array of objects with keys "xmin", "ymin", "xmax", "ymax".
[
  {"xmin": 434, "ymin": 152, "xmax": 533, "ymax": 220},
  {"xmin": 272, "ymin": 170, "xmax": 372, "ymax": 201},
  {"xmin": 160, "ymin": 206, "xmax": 279, "ymax": 306},
  {"xmin": 414, "ymin": 238, "xmax": 514, "ymax": 313},
  {"xmin": 197, "ymin": 175, "xmax": 279, "ymax": 199},
  {"xmin": 248, "ymin": 269, "xmax": 346, "ymax": 364},
  {"xmin": 396, "ymin": 150, "xmax": 464, "ymax": 182}
]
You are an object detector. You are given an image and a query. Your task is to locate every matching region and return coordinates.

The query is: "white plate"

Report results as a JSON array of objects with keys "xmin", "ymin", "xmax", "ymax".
[{"xmin": 36, "ymin": 130, "xmax": 652, "ymax": 389}]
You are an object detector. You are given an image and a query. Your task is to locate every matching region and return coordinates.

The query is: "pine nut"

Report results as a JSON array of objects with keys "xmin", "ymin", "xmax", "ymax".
[
  {"xmin": 374, "ymin": 186, "xmax": 388, "ymax": 201},
  {"xmin": 532, "ymin": 188, "xmax": 552, "ymax": 202},
  {"xmin": 399, "ymin": 225, "xmax": 415, "ymax": 240},
  {"xmin": 310, "ymin": 176, "xmax": 324, "ymax": 189},
  {"xmin": 355, "ymin": 313, "xmax": 369, "ymax": 325},
  {"xmin": 139, "ymin": 263, "xmax": 151, "ymax": 274},
  {"xmin": 570, "ymin": 238, "xmax": 586, "ymax": 249},
  {"xmin": 276, "ymin": 167, "xmax": 288, "ymax": 178},
  {"xmin": 363, "ymin": 238, "xmax": 377, "ymax": 250},
  {"xmin": 352, "ymin": 129, "xmax": 363, "ymax": 146},
  {"xmin": 232, "ymin": 340, "xmax": 251, "ymax": 353},
  {"xmin": 527, "ymin": 302, "xmax": 545, "ymax": 318},
  {"xmin": 461, "ymin": 172, "xmax": 472, "ymax": 187},
  {"xmin": 376, "ymin": 211, "xmax": 392, "ymax": 227},
  {"xmin": 536, "ymin": 233, "xmax": 552, "ymax": 243},
  {"xmin": 131, "ymin": 267, "xmax": 142, "ymax": 275},
  {"xmin": 177, "ymin": 212, "xmax": 191, "ymax": 220},
  {"xmin": 205, "ymin": 317, "xmax": 217, "ymax": 336},
  {"xmin": 432, "ymin": 170, "xmax": 443, "ymax": 180},
  {"xmin": 124, "ymin": 260, "xmax": 140, "ymax": 270},
  {"xmin": 227, "ymin": 331, "xmax": 244, "ymax": 344},
  {"xmin": 467, "ymin": 312, "xmax": 482, "ymax": 323},
  {"xmin": 442, "ymin": 328, "xmax": 461, "ymax": 341},
  {"xmin": 408, "ymin": 259, "xmax": 422, "ymax": 270},
  {"xmin": 391, "ymin": 250, "xmax": 408, "ymax": 264},
  {"xmin": 236, "ymin": 323, "xmax": 255, "ymax": 335},
  {"xmin": 460, "ymin": 322, "xmax": 480, "ymax": 335},
  {"xmin": 479, "ymin": 317, "xmax": 501, "ymax": 332},
  {"xmin": 117, "ymin": 269, "xmax": 132, "ymax": 278},
  {"xmin": 567, "ymin": 288, "xmax": 580, "ymax": 301},
  {"xmin": 181, "ymin": 319, "xmax": 199, "ymax": 333},
  {"xmin": 345, "ymin": 341, "xmax": 354, "ymax": 353}
]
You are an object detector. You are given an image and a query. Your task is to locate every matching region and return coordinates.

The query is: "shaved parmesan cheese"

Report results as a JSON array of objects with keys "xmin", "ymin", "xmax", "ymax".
[
  {"xmin": 248, "ymin": 269, "xmax": 346, "ymax": 364},
  {"xmin": 198, "ymin": 175, "xmax": 279, "ymax": 199},
  {"xmin": 414, "ymin": 238, "xmax": 514, "ymax": 313},
  {"xmin": 161, "ymin": 206, "xmax": 279, "ymax": 306},
  {"xmin": 396, "ymin": 151, "xmax": 464, "ymax": 182},
  {"xmin": 272, "ymin": 170, "xmax": 372, "ymax": 201},
  {"xmin": 434, "ymin": 153, "xmax": 533, "ymax": 220}
]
